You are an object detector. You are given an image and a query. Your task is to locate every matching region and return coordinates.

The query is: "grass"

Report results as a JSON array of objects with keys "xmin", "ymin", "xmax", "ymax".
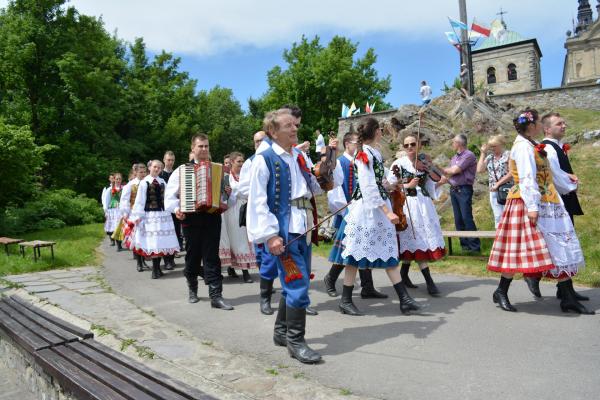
[{"xmin": 0, "ymin": 223, "xmax": 105, "ymax": 277}]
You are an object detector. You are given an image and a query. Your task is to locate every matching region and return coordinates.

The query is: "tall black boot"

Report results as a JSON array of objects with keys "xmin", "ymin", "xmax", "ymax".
[
  {"xmin": 209, "ymin": 283, "xmax": 234, "ymax": 310},
  {"xmin": 556, "ymin": 281, "xmax": 589, "ymax": 301},
  {"xmin": 400, "ymin": 262, "xmax": 418, "ymax": 288},
  {"xmin": 108, "ymin": 233, "xmax": 115, "ymax": 246},
  {"xmin": 339, "ymin": 285, "xmax": 364, "ymax": 316},
  {"xmin": 524, "ymin": 276, "xmax": 542, "ymax": 298},
  {"xmin": 286, "ymin": 306, "xmax": 322, "ymax": 364},
  {"xmin": 359, "ymin": 269, "xmax": 388, "ymax": 299},
  {"xmin": 227, "ymin": 267, "xmax": 238, "ymax": 278},
  {"xmin": 558, "ymin": 280, "xmax": 595, "ymax": 315},
  {"xmin": 163, "ymin": 255, "xmax": 175, "ymax": 270},
  {"xmin": 199, "ymin": 265, "xmax": 205, "ymax": 280},
  {"xmin": 116, "ymin": 240, "xmax": 124, "ymax": 252},
  {"xmin": 242, "ymin": 269, "xmax": 254, "ymax": 283},
  {"xmin": 420, "ymin": 267, "xmax": 440, "ymax": 297},
  {"xmin": 260, "ymin": 278, "xmax": 274, "ymax": 315},
  {"xmin": 393, "ymin": 282, "xmax": 421, "ymax": 314},
  {"xmin": 493, "ymin": 277, "xmax": 517, "ymax": 312},
  {"xmin": 187, "ymin": 278, "xmax": 199, "ymax": 304},
  {"xmin": 273, "ymin": 297, "xmax": 287, "ymax": 347},
  {"xmin": 135, "ymin": 254, "xmax": 143, "ymax": 272},
  {"xmin": 324, "ymin": 264, "xmax": 344, "ymax": 297},
  {"xmin": 151, "ymin": 258, "xmax": 161, "ymax": 279}
]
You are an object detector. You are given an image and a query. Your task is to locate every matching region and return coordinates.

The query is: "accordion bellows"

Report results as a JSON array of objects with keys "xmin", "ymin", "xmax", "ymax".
[{"xmin": 180, "ymin": 162, "xmax": 228, "ymax": 214}]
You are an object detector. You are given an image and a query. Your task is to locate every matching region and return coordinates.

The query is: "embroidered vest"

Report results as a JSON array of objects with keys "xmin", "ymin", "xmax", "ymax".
[
  {"xmin": 507, "ymin": 146, "xmax": 560, "ymax": 204},
  {"xmin": 352, "ymin": 149, "xmax": 389, "ymax": 201},
  {"xmin": 339, "ymin": 156, "xmax": 356, "ymax": 202},
  {"xmin": 109, "ymin": 187, "xmax": 121, "ymax": 209},
  {"xmin": 145, "ymin": 180, "xmax": 165, "ymax": 211},
  {"xmin": 261, "ymin": 148, "xmax": 292, "ymax": 243},
  {"xmin": 129, "ymin": 183, "xmax": 139, "ymax": 208},
  {"xmin": 397, "ymin": 165, "xmax": 430, "ymax": 197},
  {"xmin": 541, "ymin": 139, "xmax": 583, "ymax": 215}
]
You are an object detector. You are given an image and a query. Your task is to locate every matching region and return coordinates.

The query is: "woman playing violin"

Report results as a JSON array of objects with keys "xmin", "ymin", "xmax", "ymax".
[{"xmin": 387, "ymin": 134, "xmax": 446, "ymax": 297}]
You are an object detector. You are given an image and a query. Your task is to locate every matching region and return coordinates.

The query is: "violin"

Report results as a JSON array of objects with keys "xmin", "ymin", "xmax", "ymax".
[
  {"xmin": 390, "ymin": 165, "xmax": 409, "ymax": 232},
  {"xmin": 415, "ymin": 153, "xmax": 444, "ymax": 182},
  {"xmin": 314, "ymin": 131, "xmax": 337, "ymax": 191}
]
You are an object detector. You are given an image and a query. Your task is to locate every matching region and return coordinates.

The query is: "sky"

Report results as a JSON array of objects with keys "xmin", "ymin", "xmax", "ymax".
[{"xmin": 1, "ymin": 0, "xmax": 592, "ymax": 109}]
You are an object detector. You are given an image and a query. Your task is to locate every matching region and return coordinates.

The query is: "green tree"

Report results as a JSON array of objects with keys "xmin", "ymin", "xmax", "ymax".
[{"xmin": 253, "ymin": 35, "xmax": 392, "ymax": 142}]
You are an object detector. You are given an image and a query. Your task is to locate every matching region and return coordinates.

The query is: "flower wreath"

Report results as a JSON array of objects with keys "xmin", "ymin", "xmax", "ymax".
[{"xmin": 517, "ymin": 111, "xmax": 535, "ymax": 125}]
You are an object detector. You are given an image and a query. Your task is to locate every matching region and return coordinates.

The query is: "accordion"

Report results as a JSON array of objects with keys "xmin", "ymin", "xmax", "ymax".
[{"xmin": 179, "ymin": 162, "xmax": 228, "ymax": 214}]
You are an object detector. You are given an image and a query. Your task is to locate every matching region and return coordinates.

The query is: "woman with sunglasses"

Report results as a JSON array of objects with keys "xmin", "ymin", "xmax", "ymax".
[
  {"xmin": 387, "ymin": 135, "xmax": 446, "ymax": 297},
  {"xmin": 333, "ymin": 117, "xmax": 422, "ymax": 315}
]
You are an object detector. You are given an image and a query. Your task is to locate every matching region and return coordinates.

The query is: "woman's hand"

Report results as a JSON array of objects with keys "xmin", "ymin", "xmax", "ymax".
[
  {"xmin": 528, "ymin": 211, "xmax": 538, "ymax": 227},
  {"xmin": 481, "ymin": 144, "xmax": 489, "ymax": 153},
  {"xmin": 224, "ymin": 185, "xmax": 232, "ymax": 196},
  {"xmin": 404, "ymin": 177, "xmax": 420, "ymax": 189},
  {"xmin": 491, "ymin": 183, "xmax": 499, "ymax": 192},
  {"xmin": 386, "ymin": 212, "xmax": 400, "ymax": 225}
]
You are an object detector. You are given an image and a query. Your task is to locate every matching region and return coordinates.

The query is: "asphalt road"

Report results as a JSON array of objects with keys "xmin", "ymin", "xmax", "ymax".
[{"xmin": 102, "ymin": 241, "xmax": 600, "ymax": 400}]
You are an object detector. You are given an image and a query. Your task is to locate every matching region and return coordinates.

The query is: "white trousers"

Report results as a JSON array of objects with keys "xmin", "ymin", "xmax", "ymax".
[{"xmin": 489, "ymin": 191, "xmax": 505, "ymax": 229}]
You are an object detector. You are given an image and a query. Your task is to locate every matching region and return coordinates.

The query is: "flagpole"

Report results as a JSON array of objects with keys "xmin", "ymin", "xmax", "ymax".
[{"xmin": 458, "ymin": 0, "xmax": 474, "ymax": 96}]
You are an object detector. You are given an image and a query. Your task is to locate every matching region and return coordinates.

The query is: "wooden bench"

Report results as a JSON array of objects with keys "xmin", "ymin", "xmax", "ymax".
[
  {"xmin": 442, "ymin": 230, "xmax": 496, "ymax": 255},
  {"xmin": 0, "ymin": 237, "xmax": 24, "ymax": 256},
  {"xmin": 18, "ymin": 240, "xmax": 56, "ymax": 262},
  {"xmin": 0, "ymin": 295, "xmax": 216, "ymax": 400}
]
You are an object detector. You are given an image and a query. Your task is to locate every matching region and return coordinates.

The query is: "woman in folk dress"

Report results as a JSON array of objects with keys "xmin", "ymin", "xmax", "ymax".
[
  {"xmin": 487, "ymin": 109, "xmax": 593, "ymax": 315},
  {"xmin": 104, "ymin": 172, "xmax": 123, "ymax": 250},
  {"xmin": 387, "ymin": 134, "xmax": 446, "ymax": 297},
  {"xmin": 131, "ymin": 160, "xmax": 180, "ymax": 279}
]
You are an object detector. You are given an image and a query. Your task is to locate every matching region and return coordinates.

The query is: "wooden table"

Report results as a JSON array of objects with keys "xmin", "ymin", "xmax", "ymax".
[
  {"xmin": 442, "ymin": 230, "xmax": 496, "ymax": 255},
  {"xmin": 19, "ymin": 240, "xmax": 56, "ymax": 262},
  {"xmin": 0, "ymin": 237, "xmax": 24, "ymax": 256}
]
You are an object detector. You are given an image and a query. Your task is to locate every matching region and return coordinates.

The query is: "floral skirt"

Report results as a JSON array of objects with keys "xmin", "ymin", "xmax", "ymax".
[{"xmin": 104, "ymin": 208, "xmax": 121, "ymax": 233}]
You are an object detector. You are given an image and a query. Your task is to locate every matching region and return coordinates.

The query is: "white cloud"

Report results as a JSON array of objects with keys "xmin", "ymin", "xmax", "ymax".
[{"xmin": 0, "ymin": 0, "xmax": 581, "ymax": 55}]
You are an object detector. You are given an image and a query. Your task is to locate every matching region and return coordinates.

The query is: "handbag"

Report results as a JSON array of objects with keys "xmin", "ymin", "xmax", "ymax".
[{"xmin": 491, "ymin": 157, "xmax": 511, "ymax": 205}]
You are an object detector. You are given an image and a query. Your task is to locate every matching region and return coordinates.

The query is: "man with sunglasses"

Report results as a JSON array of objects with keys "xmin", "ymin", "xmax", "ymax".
[{"xmin": 440, "ymin": 134, "xmax": 480, "ymax": 253}]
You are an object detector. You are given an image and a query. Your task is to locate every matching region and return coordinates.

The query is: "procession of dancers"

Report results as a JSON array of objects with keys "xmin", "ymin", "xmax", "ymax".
[{"xmin": 102, "ymin": 105, "xmax": 595, "ymax": 365}]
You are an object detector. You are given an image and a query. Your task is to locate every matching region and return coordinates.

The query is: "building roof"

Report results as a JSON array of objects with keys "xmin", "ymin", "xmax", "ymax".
[{"xmin": 473, "ymin": 19, "xmax": 528, "ymax": 50}]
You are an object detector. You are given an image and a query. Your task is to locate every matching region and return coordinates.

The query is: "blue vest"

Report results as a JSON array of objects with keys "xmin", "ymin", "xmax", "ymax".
[
  {"xmin": 338, "ymin": 155, "xmax": 356, "ymax": 203},
  {"xmin": 260, "ymin": 147, "xmax": 292, "ymax": 243}
]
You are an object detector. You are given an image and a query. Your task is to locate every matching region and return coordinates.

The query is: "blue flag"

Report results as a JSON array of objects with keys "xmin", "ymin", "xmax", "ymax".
[{"xmin": 448, "ymin": 17, "xmax": 468, "ymax": 31}]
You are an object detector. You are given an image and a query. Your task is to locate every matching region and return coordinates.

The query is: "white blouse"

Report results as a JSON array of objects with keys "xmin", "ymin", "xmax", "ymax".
[
  {"xmin": 386, "ymin": 156, "xmax": 442, "ymax": 201},
  {"xmin": 510, "ymin": 135, "xmax": 541, "ymax": 212},
  {"xmin": 119, "ymin": 178, "xmax": 140, "ymax": 216},
  {"xmin": 356, "ymin": 144, "xmax": 386, "ymax": 210},
  {"xmin": 543, "ymin": 138, "xmax": 577, "ymax": 195}
]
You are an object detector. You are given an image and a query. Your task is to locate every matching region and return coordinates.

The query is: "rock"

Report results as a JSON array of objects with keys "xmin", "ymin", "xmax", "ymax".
[
  {"xmin": 593, "ymin": 141, "xmax": 600, "ymax": 147},
  {"xmin": 583, "ymin": 129, "xmax": 600, "ymax": 141}
]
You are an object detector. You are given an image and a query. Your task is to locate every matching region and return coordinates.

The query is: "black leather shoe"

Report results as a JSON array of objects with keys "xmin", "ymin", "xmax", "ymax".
[
  {"xmin": 242, "ymin": 269, "xmax": 254, "ymax": 283},
  {"xmin": 273, "ymin": 297, "xmax": 287, "ymax": 347},
  {"xmin": 260, "ymin": 278, "xmax": 274, "ymax": 315},
  {"xmin": 286, "ymin": 306, "xmax": 322, "ymax": 364},
  {"xmin": 524, "ymin": 277, "xmax": 542, "ymax": 298},
  {"xmin": 305, "ymin": 306, "xmax": 318, "ymax": 316},
  {"xmin": 556, "ymin": 281, "xmax": 589, "ymax": 301},
  {"xmin": 400, "ymin": 263, "xmax": 418, "ymax": 288},
  {"xmin": 393, "ymin": 282, "xmax": 421, "ymax": 314},
  {"xmin": 420, "ymin": 267, "xmax": 440, "ymax": 297},
  {"xmin": 359, "ymin": 269, "xmax": 388, "ymax": 299},
  {"xmin": 227, "ymin": 267, "xmax": 238, "ymax": 278},
  {"xmin": 558, "ymin": 280, "xmax": 594, "ymax": 315},
  {"xmin": 164, "ymin": 256, "xmax": 175, "ymax": 271},
  {"xmin": 324, "ymin": 274, "xmax": 338, "ymax": 297},
  {"xmin": 493, "ymin": 288, "xmax": 517, "ymax": 312},
  {"xmin": 135, "ymin": 255, "xmax": 144, "ymax": 272},
  {"xmin": 211, "ymin": 297, "xmax": 234, "ymax": 310},
  {"xmin": 188, "ymin": 289, "xmax": 199, "ymax": 304},
  {"xmin": 151, "ymin": 259, "xmax": 161, "ymax": 279},
  {"xmin": 339, "ymin": 285, "xmax": 364, "ymax": 316}
]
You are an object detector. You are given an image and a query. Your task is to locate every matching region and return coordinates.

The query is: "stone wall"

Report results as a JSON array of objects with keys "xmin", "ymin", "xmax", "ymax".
[{"xmin": 490, "ymin": 84, "xmax": 600, "ymax": 111}]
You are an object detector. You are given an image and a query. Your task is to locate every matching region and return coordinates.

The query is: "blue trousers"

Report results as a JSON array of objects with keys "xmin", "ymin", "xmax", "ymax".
[
  {"xmin": 276, "ymin": 234, "xmax": 311, "ymax": 309},
  {"xmin": 257, "ymin": 244, "xmax": 278, "ymax": 280},
  {"xmin": 450, "ymin": 185, "xmax": 481, "ymax": 252}
]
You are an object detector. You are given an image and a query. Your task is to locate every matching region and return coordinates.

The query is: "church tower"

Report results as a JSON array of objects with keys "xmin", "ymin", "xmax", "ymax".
[
  {"xmin": 575, "ymin": 0, "xmax": 594, "ymax": 34},
  {"xmin": 562, "ymin": 0, "xmax": 600, "ymax": 86}
]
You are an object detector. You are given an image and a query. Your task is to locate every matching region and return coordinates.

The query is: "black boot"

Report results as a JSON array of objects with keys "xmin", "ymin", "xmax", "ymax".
[
  {"xmin": 524, "ymin": 276, "xmax": 542, "ymax": 298},
  {"xmin": 393, "ymin": 282, "xmax": 421, "ymax": 314},
  {"xmin": 209, "ymin": 283, "xmax": 234, "ymax": 310},
  {"xmin": 135, "ymin": 254, "xmax": 143, "ymax": 272},
  {"xmin": 286, "ymin": 306, "xmax": 322, "ymax": 364},
  {"xmin": 493, "ymin": 277, "xmax": 517, "ymax": 312},
  {"xmin": 359, "ymin": 269, "xmax": 388, "ymax": 299},
  {"xmin": 420, "ymin": 267, "xmax": 440, "ymax": 297},
  {"xmin": 273, "ymin": 297, "xmax": 287, "ymax": 347},
  {"xmin": 163, "ymin": 255, "xmax": 175, "ymax": 270},
  {"xmin": 339, "ymin": 285, "xmax": 364, "ymax": 316},
  {"xmin": 400, "ymin": 263, "xmax": 418, "ymax": 288},
  {"xmin": 305, "ymin": 306, "xmax": 318, "ymax": 316},
  {"xmin": 199, "ymin": 265, "xmax": 205, "ymax": 280},
  {"xmin": 188, "ymin": 279, "xmax": 199, "ymax": 304},
  {"xmin": 227, "ymin": 267, "xmax": 238, "ymax": 278},
  {"xmin": 151, "ymin": 258, "xmax": 161, "ymax": 279},
  {"xmin": 116, "ymin": 241, "xmax": 124, "ymax": 252},
  {"xmin": 260, "ymin": 278, "xmax": 274, "ymax": 315},
  {"xmin": 556, "ymin": 281, "xmax": 589, "ymax": 301},
  {"xmin": 242, "ymin": 269, "xmax": 254, "ymax": 283},
  {"xmin": 324, "ymin": 264, "xmax": 344, "ymax": 297},
  {"xmin": 109, "ymin": 234, "xmax": 115, "ymax": 246},
  {"xmin": 558, "ymin": 280, "xmax": 595, "ymax": 315}
]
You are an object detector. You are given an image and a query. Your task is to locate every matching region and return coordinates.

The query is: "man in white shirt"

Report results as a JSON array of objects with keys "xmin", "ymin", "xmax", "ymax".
[{"xmin": 420, "ymin": 80, "xmax": 432, "ymax": 105}]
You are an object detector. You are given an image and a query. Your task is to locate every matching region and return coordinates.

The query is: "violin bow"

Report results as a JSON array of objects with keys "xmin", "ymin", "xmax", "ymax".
[
  {"xmin": 284, "ymin": 202, "xmax": 352, "ymax": 249},
  {"xmin": 394, "ymin": 165, "xmax": 417, "ymax": 240}
]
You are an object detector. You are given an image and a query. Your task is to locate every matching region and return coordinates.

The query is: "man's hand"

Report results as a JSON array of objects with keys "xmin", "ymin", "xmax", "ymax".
[
  {"xmin": 296, "ymin": 141, "xmax": 310, "ymax": 153},
  {"xmin": 327, "ymin": 138, "xmax": 339, "ymax": 150},
  {"xmin": 437, "ymin": 175, "xmax": 449, "ymax": 185},
  {"xmin": 267, "ymin": 236, "xmax": 285, "ymax": 256},
  {"xmin": 175, "ymin": 210, "xmax": 186, "ymax": 220},
  {"xmin": 528, "ymin": 211, "xmax": 538, "ymax": 227}
]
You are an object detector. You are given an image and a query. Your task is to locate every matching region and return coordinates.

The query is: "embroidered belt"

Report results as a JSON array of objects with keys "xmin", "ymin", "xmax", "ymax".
[{"xmin": 290, "ymin": 197, "xmax": 313, "ymax": 210}]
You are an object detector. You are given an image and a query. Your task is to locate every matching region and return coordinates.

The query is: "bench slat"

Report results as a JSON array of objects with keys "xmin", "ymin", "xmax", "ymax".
[
  {"xmin": 10, "ymin": 295, "xmax": 93, "ymax": 339},
  {"xmin": 3, "ymin": 298, "xmax": 79, "ymax": 343},
  {"xmin": 53, "ymin": 345, "xmax": 156, "ymax": 400},
  {"xmin": 69, "ymin": 341, "xmax": 194, "ymax": 400},
  {"xmin": 0, "ymin": 308, "xmax": 51, "ymax": 352},
  {"xmin": 35, "ymin": 348, "xmax": 129, "ymax": 400},
  {"xmin": 0, "ymin": 302, "xmax": 64, "ymax": 347}
]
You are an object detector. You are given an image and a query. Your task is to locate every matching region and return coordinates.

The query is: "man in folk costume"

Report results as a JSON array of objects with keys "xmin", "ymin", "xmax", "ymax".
[
  {"xmin": 119, "ymin": 163, "xmax": 147, "ymax": 271},
  {"xmin": 324, "ymin": 131, "xmax": 388, "ymax": 302},
  {"xmin": 247, "ymin": 109, "xmax": 337, "ymax": 364},
  {"xmin": 523, "ymin": 112, "xmax": 589, "ymax": 301},
  {"xmin": 165, "ymin": 134, "xmax": 234, "ymax": 310},
  {"xmin": 487, "ymin": 109, "xmax": 593, "ymax": 315},
  {"xmin": 159, "ymin": 150, "xmax": 179, "ymax": 271}
]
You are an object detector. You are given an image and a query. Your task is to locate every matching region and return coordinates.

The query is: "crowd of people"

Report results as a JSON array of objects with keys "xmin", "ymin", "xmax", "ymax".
[{"xmin": 101, "ymin": 104, "xmax": 594, "ymax": 365}]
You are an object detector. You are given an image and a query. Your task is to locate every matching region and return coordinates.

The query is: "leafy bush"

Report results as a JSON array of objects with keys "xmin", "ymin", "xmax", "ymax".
[{"xmin": 0, "ymin": 189, "xmax": 103, "ymax": 235}]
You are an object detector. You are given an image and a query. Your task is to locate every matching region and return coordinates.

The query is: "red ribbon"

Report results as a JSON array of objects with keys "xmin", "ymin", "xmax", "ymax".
[
  {"xmin": 296, "ymin": 153, "xmax": 311, "ymax": 174},
  {"xmin": 356, "ymin": 151, "xmax": 369, "ymax": 165}
]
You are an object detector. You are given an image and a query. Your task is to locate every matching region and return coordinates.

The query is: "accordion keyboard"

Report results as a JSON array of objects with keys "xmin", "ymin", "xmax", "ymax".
[{"xmin": 180, "ymin": 164, "xmax": 197, "ymax": 212}]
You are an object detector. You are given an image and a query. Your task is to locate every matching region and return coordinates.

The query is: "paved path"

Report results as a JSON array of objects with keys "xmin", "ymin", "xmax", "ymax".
[{"xmin": 100, "ymin": 240, "xmax": 600, "ymax": 400}]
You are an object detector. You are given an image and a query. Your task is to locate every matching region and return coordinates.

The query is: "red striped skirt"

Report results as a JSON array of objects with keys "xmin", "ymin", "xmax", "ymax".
[{"xmin": 487, "ymin": 198, "xmax": 554, "ymax": 274}]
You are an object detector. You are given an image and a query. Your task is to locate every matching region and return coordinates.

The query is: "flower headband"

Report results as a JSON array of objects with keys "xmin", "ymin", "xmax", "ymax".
[{"xmin": 517, "ymin": 112, "xmax": 535, "ymax": 124}]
